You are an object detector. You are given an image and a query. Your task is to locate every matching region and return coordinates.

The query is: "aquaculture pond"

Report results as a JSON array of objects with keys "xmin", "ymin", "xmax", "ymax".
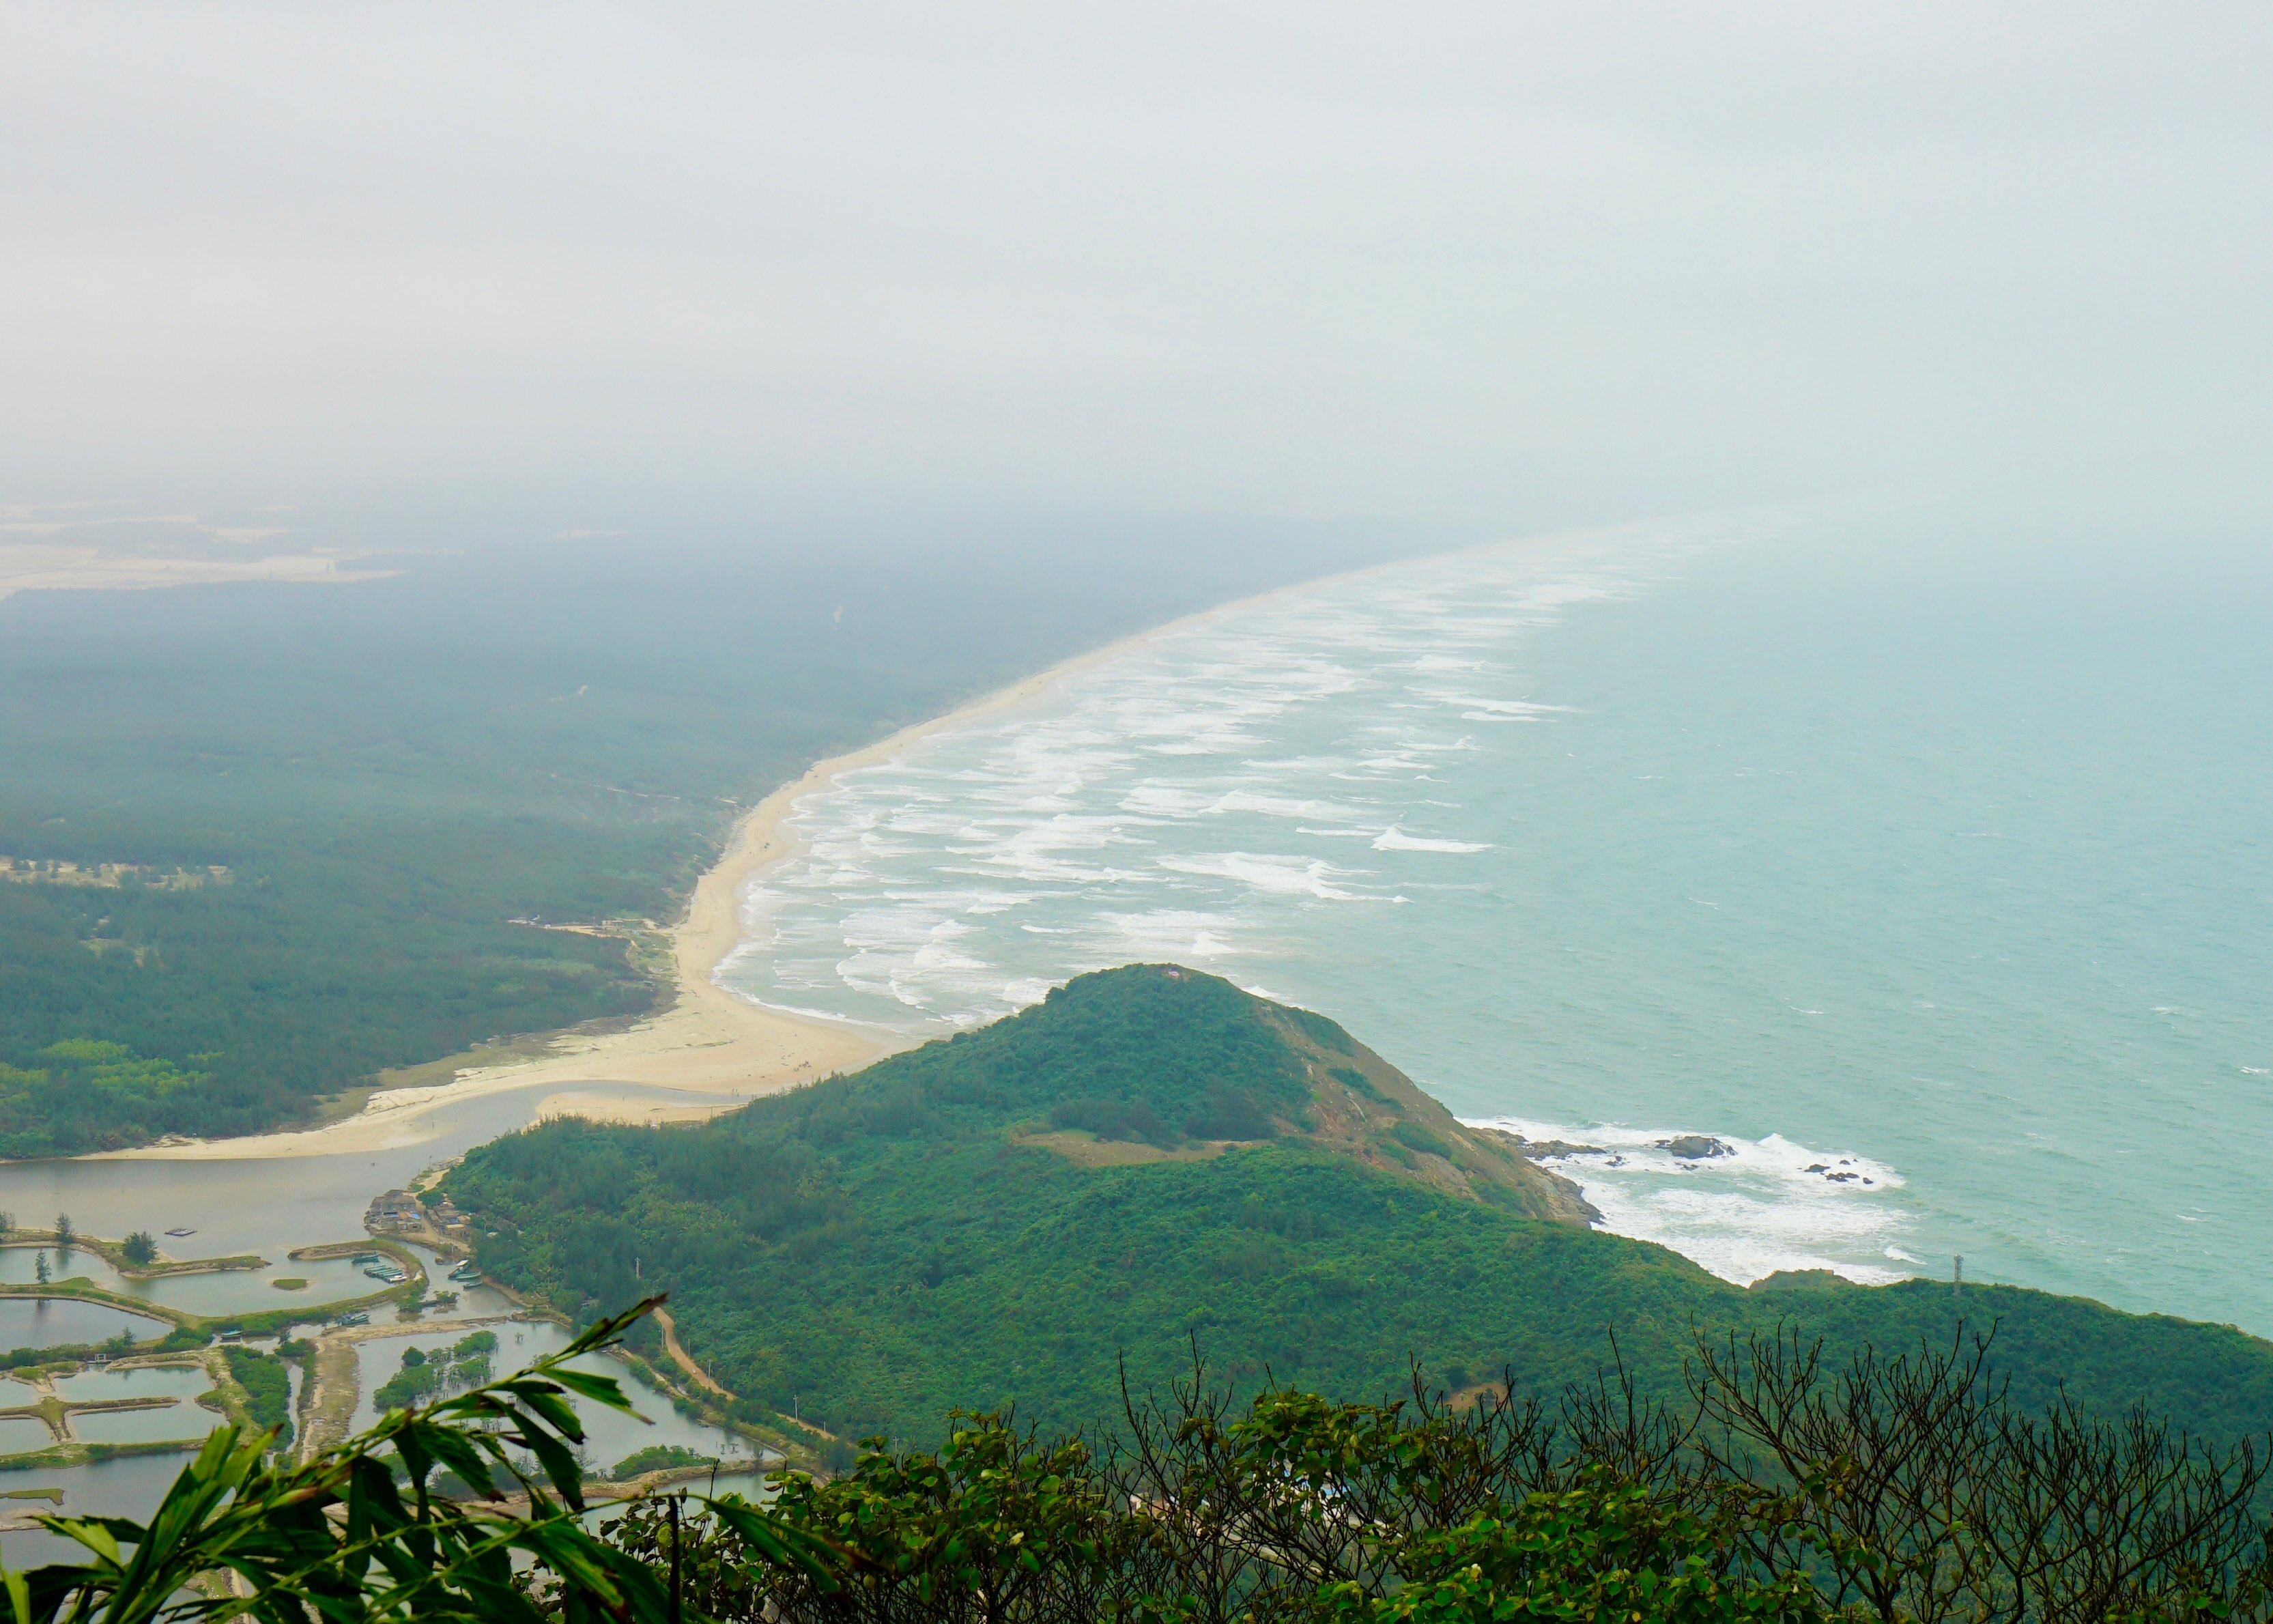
[
  {"xmin": 51, "ymin": 1365, "xmax": 217, "ymax": 1446},
  {"xmin": 0, "ymin": 1298, "xmax": 165, "ymax": 1351},
  {"xmin": 0, "ymin": 1245, "xmax": 388, "ymax": 1318},
  {"xmin": 0, "ymin": 1079, "xmax": 753, "ymax": 1569},
  {"xmin": 66, "ymin": 1403, "xmax": 212, "ymax": 1447},
  {"xmin": 0, "ymin": 1453, "xmax": 191, "ymax": 1569},
  {"xmin": 0, "ymin": 1419, "xmax": 51, "ymax": 1455},
  {"xmin": 48, "ymin": 1364, "xmax": 211, "ymax": 1406},
  {"xmin": 350, "ymin": 1317, "xmax": 767, "ymax": 1483}
]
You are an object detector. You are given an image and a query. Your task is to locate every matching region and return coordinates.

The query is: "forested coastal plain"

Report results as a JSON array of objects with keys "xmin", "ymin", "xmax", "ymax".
[
  {"xmin": 0, "ymin": 527, "xmax": 1422, "ymax": 1158},
  {"xmin": 446, "ymin": 967, "xmax": 2273, "ymax": 1450}
]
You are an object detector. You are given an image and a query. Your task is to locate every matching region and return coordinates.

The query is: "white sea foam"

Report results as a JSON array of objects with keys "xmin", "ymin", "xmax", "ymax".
[
  {"xmin": 1121, "ymin": 784, "xmax": 1216, "ymax": 817},
  {"xmin": 713, "ymin": 504, "xmax": 2009, "ymax": 1292},
  {"xmin": 1159, "ymin": 852, "xmax": 1369, "ymax": 902},
  {"xmin": 720, "ymin": 509, "xmax": 1777, "ymax": 1059},
  {"xmin": 1465, "ymin": 1115, "xmax": 1913, "ymax": 1287},
  {"xmin": 1208, "ymin": 789, "xmax": 1364, "ymax": 823},
  {"xmin": 1372, "ymin": 826, "xmax": 1493, "ymax": 853},
  {"xmin": 1091, "ymin": 909, "xmax": 1247, "ymax": 962}
]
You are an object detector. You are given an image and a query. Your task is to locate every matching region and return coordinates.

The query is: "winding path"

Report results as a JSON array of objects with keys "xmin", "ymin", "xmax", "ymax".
[{"xmin": 651, "ymin": 1308, "xmax": 728, "ymax": 1398}]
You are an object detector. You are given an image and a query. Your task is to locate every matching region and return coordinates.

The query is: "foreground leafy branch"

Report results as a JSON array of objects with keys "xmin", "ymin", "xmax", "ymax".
[
  {"xmin": 4, "ymin": 1300, "xmax": 835, "ymax": 1624},
  {"xmin": 590, "ymin": 1328, "xmax": 2273, "ymax": 1623},
  {"xmin": 7, "ymin": 1307, "xmax": 2268, "ymax": 1624}
]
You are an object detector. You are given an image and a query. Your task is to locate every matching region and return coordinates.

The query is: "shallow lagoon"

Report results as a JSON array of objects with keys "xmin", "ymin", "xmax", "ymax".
[{"xmin": 0, "ymin": 1083, "xmax": 721, "ymax": 1270}]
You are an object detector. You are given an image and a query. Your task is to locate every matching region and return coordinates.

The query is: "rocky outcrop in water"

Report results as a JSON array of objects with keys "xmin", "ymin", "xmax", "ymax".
[{"xmin": 1491, "ymin": 1133, "xmax": 1609, "ymax": 1160}]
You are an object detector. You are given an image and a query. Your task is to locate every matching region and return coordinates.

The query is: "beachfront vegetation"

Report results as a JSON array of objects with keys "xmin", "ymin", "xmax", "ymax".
[
  {"xmin": 14, "ymin": 1300, "xmax": 2271, "ymax": 1624},
  {"xmin": 0, "ymin": 531, "xmax": 1398, "ymax": 1156},
  {"xmin": 448, "ymin": 968, "xmax": 2273, "ymax": 1451}
]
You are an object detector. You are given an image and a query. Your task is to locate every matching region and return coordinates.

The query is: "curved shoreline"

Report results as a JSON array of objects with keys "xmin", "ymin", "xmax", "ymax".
[{"xmin": 87, "ymin": 571, "xmax": 1348, "ymax": 1161}]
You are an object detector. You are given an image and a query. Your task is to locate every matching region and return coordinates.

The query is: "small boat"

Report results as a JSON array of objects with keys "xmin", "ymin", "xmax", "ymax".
[
  {"xmin": 334, "ymin": 1311, "xmax": 368, "ymax": 1327},
  {"xmin": 163, "ymin": 1227, "xmax": 195, "ymax": 1238},
  {"xmin": 362, "ymin": 1265, "xmax": 403, "ymax": 1282},
  {"xmin": 349, "ymin": 1252, "xmax": 380, "ymax": 1265},
  {"xmin": 448, "ymin": 1262, "xmax": 481, "ymax": 1282}
]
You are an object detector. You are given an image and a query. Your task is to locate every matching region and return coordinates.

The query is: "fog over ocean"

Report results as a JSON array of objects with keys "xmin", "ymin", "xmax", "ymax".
[{"xmin": 719, "ymin": 513, "xmax": 2273, "ymax": 1333}]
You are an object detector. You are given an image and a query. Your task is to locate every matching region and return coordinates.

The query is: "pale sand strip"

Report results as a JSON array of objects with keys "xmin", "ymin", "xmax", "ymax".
[
  {"xmin": 89, "ymin": 578, "xmax": 1315, "ymax": 1162},
  {"xmin": 0, "ymin": 543, "xmax": 392, "ymax": 602}
]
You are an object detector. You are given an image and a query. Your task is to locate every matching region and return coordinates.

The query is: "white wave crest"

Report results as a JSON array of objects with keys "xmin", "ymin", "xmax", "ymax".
[
  {"xmin": 1465, "ymin": 1114, "xmax": 1913, "ymax": 1287},
  {"xmin": 1372, "ymin": 826, "xmax": 1493, "ymax": 853},
  {"xmin": 1159, "ymin": 851, "xmax": 1369, "ymax": 901},
  {"xmin": 713, "ymin": 509, "xmax": 1773, "ymax": 1034}
]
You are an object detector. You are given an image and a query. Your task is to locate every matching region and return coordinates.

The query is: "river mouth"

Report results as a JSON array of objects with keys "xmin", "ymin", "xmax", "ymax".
[{"xmin": 0, "ymin": 1081, "xmax": 732, "ymax": 1262}]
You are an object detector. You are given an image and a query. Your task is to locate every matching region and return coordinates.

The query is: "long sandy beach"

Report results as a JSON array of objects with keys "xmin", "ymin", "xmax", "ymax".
[{"xmin": 89, "ymin": 580, "xmax": 1315, "ymax": 1162}]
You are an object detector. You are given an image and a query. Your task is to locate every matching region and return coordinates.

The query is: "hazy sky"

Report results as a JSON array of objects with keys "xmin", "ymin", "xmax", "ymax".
[{"xmin": 5, "ymin": 5, "xmax": 2270, "ymax": 535}]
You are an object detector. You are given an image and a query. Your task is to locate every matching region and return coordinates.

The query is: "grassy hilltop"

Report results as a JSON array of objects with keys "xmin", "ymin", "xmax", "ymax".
[{"xmin": 447, "ymin": 966, "xmax": 2273, "ymax": 1446}]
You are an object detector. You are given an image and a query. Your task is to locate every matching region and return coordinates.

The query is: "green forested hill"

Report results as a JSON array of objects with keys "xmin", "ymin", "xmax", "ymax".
[
  {"xmin": 0, "ymin": 526, "xmax": 1414, "ymax": 1156},
  {"xmin": 446, "ymin": 966, "xmax": 2273, "ymax": 1447}
]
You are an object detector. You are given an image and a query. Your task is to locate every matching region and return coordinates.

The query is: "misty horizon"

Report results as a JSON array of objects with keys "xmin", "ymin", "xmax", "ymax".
[{"xmin": 6, "ymin": 5, "xmax": 2272, "ymax": 546}]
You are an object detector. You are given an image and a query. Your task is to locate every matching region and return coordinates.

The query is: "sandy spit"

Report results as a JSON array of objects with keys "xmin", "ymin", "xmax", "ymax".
[{"xmin": 0, "ymin": 543, "xmax": 392, "ymax": 603}]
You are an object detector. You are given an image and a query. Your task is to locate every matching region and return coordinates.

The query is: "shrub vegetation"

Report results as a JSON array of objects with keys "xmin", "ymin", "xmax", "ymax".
[
  {"xmin": 11, "ymin": 1302, "xmax": 2269, "ymax": 1624},
  {"xmin": 447, "ymin": 969, "xmax": 2273, "ymax": 1450}
]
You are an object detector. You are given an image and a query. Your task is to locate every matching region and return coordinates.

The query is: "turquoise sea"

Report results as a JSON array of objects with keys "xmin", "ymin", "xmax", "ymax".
[{"xmin": 718, "ymin": 511, "xmax": 2273, "ymax": 1333}]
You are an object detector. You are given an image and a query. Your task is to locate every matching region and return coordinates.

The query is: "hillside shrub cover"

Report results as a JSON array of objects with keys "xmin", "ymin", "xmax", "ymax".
[
  {"xmin": 12, "ymin": 1302, "xmax": 2267, "ymax": 1624},
  {"xmin": 596, "ymin": 1322, "xmax": 2273, "ymax": 1623},
  {"xmin": 446, "ymin": 971, "xmax": 2273, "ymax": 1449}
]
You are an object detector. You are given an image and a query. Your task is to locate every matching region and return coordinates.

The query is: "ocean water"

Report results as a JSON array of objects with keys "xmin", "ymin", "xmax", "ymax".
[{"xmin": 717, "ymin": 513, "xmax": 2273, "ymax": 1333}]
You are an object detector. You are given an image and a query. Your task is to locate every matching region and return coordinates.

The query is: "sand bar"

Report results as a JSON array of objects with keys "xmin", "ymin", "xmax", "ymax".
[{"xmin": 0, "ymin": 543, "xmax": 391, "ymax": 603}]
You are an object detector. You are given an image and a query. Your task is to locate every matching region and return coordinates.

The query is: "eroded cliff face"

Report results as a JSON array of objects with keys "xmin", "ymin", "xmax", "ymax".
[{"xmin": 1253, "ymin": 1006, "xmax": 1598, "ymax": 1226}]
